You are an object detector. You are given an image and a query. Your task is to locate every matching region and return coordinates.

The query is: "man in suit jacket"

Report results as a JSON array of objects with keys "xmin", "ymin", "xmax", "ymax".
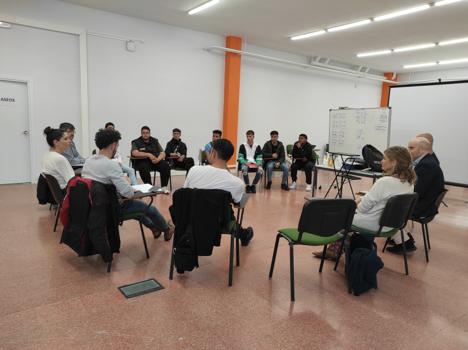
[{"xmin": 387, "ymin": 137, "xmax": 445, "ymax": 253}]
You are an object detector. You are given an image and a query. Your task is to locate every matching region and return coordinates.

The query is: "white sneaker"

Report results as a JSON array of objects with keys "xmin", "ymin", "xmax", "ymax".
[
  {"xmin": 289, "ymin": 182, "xmax": 297, "ymax": 190},
  {"xmin": 161, "ymin": 186, "xmax": 170, "ymax": 194},
  {"xmin": 306, "ymin": 184, "xmax": 312, "ymax": 192}
]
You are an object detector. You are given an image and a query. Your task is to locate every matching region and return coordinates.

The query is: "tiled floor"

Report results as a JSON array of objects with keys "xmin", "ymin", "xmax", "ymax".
[{"xmin": 1, "ymin": 173, "xmax": 468, "ymax": 349}]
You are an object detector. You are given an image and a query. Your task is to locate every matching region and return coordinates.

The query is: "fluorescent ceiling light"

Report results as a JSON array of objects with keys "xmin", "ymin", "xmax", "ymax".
[
  {"xmin": 356, "ymin": 49, "xmax": 392, "ymax": 58},
  {"xmin": 394, "ymin": 43, "xmax": 436, "ymax": 53},
  {"xmin": 439, "ymin": 57, "xmax": 468, "ymax": 65},
  {"xmin": 374, "ymin": 4, "xmax": 430, "ymax": 22},
  {"xmin": 327, "ymin": 19, "xmax": 371, "ymax": 32},
  {"xmin": 290, "ymin": 30, "xmax": 326, "ymax": 41},
  {"xmin": 188, "ymin": 0, "xmax": 220, "ymax": 15},
  {"xmin": 439, "ymin": 36, "xmax": 468, "ymax": 46},
  {"xmin": 434, "ymin": 0, "xmax": 464, "ymax": 7},
  {"xmin": 403, "ymin": 62, "xmax": 437, "ymax": 69}
]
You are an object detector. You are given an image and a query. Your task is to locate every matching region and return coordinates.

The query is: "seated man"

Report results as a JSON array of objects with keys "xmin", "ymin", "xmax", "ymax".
[
  {"xmin": 417, "ymin": 132, "xmax": 439, "ymax": 164},
  {"xmin": 131, "ymin": 126, "xmax": 170, "ymax": 193},
  {"xmin": 204, "ymin": 129, "xmax": 222, "ymax": 155},
  {"xmin": 387, "ymin": 137, "xmax": 445, "ymax": 253},
  {"xmin": 290, "ymin": 133, "xmax": 316, "ymax": 192},
  {"xmin": 262, "ymin": 130, "xmax": 289, "ymax": 191},
  {"xmin": 238, "ymin": 130, "xmax": 263, "ymax": 193},
  {"xmin": 105, "ymin": 122, "xmax": 137, "ymax": 185},
  {"xmin": 165, "ymin": 128, "xmax": 195, "ymax": 171},
  {"xmin": 59, "ymin": 122, "xmax": 86, "ymax": 169},
  {"xmin": 184, "ymin": 138, "xmax": 253, "ymax": 246},
  {"xmin": 82, "ymin": 128, "xmax": 174, "ymax": 241}
]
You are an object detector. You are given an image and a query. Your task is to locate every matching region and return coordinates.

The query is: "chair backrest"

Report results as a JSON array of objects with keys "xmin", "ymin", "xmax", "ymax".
[
  {"xmin": 378, "ymin": 193, "xmax": 419, "ymax": 231},
  {"xmin": 298, "ymin": 199, "xmax": 356, "ymax": 238},
  {"xmin": 41, "ymin": 173, "xmax": 65, "ymax": 204},
  {"xmin": 199, "ymin": 149, "xmax": 207, "ymax": 165},
  {"xmin": 434, "ymin": 189, "xmax": 448, "ymax": 212},
  {"xmin": 286, "ymin": 144, "xmax": 293, "ymax": 156}
]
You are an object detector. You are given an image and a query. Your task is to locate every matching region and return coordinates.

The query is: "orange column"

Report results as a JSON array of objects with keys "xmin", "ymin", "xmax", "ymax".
[
  {"xmin": 380, "ymin": 72, "xmax": 397, "ymax": 107},
  {"xmin": 222, "ymin": 36, "xmax": 242, "ymax": 166}
]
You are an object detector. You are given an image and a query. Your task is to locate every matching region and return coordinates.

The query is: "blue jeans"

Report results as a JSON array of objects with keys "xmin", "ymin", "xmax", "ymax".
[
  {"xmin": 265, "ymin": 161, "xmax": 288, "ymax": 184},
  {"xmin": 241, "ymin": 164, "xmax": 263, "ymax": 185},
  {"xmin": 121, "ymin": 164, "xmax": 138, "ymax": 185},
  {"xmin": 120, "ymin": 199, "xmax": 168, "ymax": 231}
]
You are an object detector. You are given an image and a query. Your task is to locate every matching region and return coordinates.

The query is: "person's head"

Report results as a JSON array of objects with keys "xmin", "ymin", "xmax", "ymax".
[
  {"xmin": 416, "ymin": 132, "xmax": 434, "ymax": 152},
  {"xmin": 43, "ymin": 127, "xmax": 70, "ymax": 152},
  {"xmin": 208, "ymin": 138, "xmax": 234, "ymax": 165},
  {"xmin": 105, "ymin": 122, "xmax": 115, "ymax": 130},
  {"xmin": 59, "ymin": 122, "xmax": 75, "ymax": 140},
  {"xmin": 212, "ymin": 129, "xmax": 222, "ymax": 142},
  {"xmin": 382, "ymin": 146, "xmax": 416, "ymax": 184},
  {"xmin": 298, "ymin": 133, "xmax": 308, "ymax": 145},
  {"xmin": 246, "ymin": 130, "xmax": 255, "ymax": 144},
  {"xmin": 407, "ymin": 137, "xmax": 431, "ymax": 161},
  {"xmin": 270, "ymin": 130, "xmax": 279, "ymax": 143},
  {"xmin": 141, "ymin": 126, "xmax": 151, "ymax": 141},
  {"xmin": 172, "ymin": 128, "xmax": 181, "ymax": 141},
  {"xmin": 95, "ymin": 128, "xmax": 121, "ymax": 158}
]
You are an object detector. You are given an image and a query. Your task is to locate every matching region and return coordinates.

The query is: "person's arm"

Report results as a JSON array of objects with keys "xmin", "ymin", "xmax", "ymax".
[
  {"xmin": 304, "ymin": 143, "xmax": 313, "ymax": 161},
  {"xmin": 262, "ymin": 142, "xmax": 272, "ymax": 159},
  {"xmin": 156, "ymin": 140, "xmax": 165, "ymax": 160},
  {"xmin": 59, "ymin": 156, "xmax": 76, "ymax": 184},
  {"xmin": 292, "ymin": 144, "xmax": 300, "ymax": 159},
  {"xmin": 178, "ymin": 142, "xmax": 187, "ymax": 156},
  {"xmin": 204, "ymin": 142, "xmax": 211, "ymax": 154},
  {"xmin": 278, "ymin": 144, "xmax": 286, "ymax": 163},
  {"xmin": 108, "ymin": 162, "xmax": 134, "ymax": 199},
  {"xmin": 131, "ymin": 141, "xmax": 156, "ymax": 161},
  {"xmin": 164, "ymin": 141, "xmax": 172, "ymax": 156},
  {"xmin": 357, "ymin": 179, "xmax": 383, "ymax": 213},
  {"xmin": 255, "ymin": 145, "xmax": 263, "ymax": 165},
  {"xmin": 238, "ymin": 145, "xmax": 247, "ymax": 165},
  {"xmin": 414, "ymin": 163, "xmax": 436, "ymax": 196}
]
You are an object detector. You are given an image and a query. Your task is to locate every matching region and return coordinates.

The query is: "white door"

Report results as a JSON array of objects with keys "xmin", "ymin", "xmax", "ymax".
[{"xmin": 0, "ymin": 80, "xmax": 30, "ymax": 184}]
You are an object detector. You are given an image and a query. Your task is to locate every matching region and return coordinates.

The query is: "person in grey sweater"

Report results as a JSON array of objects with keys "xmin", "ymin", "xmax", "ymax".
[
  {"xmin": 82, "ymin": 128, "xmax": 174, "ymax": 241},
  {"xmin": 59, "ymin": 122, "xmax": 86, "ymax": 168}
]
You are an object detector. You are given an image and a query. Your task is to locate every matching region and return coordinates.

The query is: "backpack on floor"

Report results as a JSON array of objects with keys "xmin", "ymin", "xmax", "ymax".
[{"xmin": 362, "ymin": 144, "xmax": 383, "ymax": 172}]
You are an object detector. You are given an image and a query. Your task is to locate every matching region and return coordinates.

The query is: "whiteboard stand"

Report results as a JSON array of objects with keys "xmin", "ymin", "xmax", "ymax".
[{"xmin": 324, "ymin": 153, "xmax": 361, "ymax": 199}]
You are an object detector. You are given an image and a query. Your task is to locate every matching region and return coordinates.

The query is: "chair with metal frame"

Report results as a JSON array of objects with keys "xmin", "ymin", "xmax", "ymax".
[
  {"xmin": 269, "ymin": 198, "xmax": 356, "ymax": 301},
  {"xmin": 352, "ymin": 193, "xmax": 419, "ymax": 275},
  {"xmin": 41, "ymin": 173, "xmax": 65, "ymax": 232}
]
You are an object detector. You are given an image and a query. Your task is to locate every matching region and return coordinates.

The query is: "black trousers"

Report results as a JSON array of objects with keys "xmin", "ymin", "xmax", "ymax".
[
  {"xmin": 170, "ymin": 157, "xmax": 195, "ymax": 171},
  {"xmin": 134, "ymin": 159, "xmax": 170, "ymax": 186},
  {"xmin": 290, "ymin": 160, "xmax": 315, "ymax": 184}
]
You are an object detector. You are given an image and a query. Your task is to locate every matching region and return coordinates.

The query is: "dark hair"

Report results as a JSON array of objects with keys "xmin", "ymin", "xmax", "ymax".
[
  {"xmin": 246, "ymin": 130, "xmax": 255, "ymax": 136},
  {"xmin": 141, "ymin": 126, "xmax": 150, "ymax": 132},
  {"xmin": 383, "ymin": 146, "xmax": 417, "ymax": 185},
  {"xmin": 59, "ymin": 122, "xmax": 75, "ymax": 131},
  {"xmin": 105, "ymin": 122, "xmax": 115, "ymax": 129},
  {"xmin": 212, "ymin": 138, "xmax": 234, "ymax": 161},
  {"xmin": 95, "ymin": 128, "xmax": 121, "ymax": 150},
  {"xmin": 270, "ymin": 130, "xmax": 278, "ymax": 136},
  {"xmin": 213, "ymin": 129, "xmax": 222, "ymax": 136},
  {"xmin": 43, "ymin": 127, "xmax": 65, "ymax": 147},
  {"xmin": 173, "ymin": 128, "xmax": 181, "ymax": 133},
  {"xmin": 299, "ymin": 133, "xmax": 308, "ymax": 139}
]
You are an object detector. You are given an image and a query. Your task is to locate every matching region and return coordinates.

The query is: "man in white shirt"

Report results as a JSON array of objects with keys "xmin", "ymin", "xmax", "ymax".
[{"xmin": 184, "ymin": 138, "xmax": 253, "ymax": 245}]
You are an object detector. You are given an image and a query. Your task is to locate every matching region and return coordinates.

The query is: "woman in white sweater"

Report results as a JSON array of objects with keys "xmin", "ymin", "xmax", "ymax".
[
  {"xmin": 315, "ymin": 146, "xmax": 416, "ymax": 260},
  {"xmin": 41, "ymin": 127, "xmax": 75, "ymax": 190}
]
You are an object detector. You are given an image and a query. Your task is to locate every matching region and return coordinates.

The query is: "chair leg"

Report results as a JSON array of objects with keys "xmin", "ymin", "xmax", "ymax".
[
  {"xmin": 421, "ymin": 223, "xmax": 429, "ymax": 263},
  {"xmin": 53, "ymin": 203, "xmax": 61, "ymax": 232},
  {"xmin": 425, "ymin": 223, "xmax": 431, "ymax": 250},
  {"xmin": 400, "ymin": 229, "xmax": 409, "ymax": 275},
  {"xmin": 153, "ymin": 171, "xmax": 156, "ymax": 186},
  {"xmin": 319, "ymin": 244, "xmax": 327, "ymax": 273},
  {"xmin": 334, "ymin": 239, "xmax": 345, "ymax": 271},
  {"xmin": 169, "ymin": 173, "xmax": 172, "ymax": 191},
  {"xmin": 382, "ymin": 238, "xmax": 390, "ymax": 253},
  {"xmin": 269, "ymin": 233, "xmax": 281, "ymax": 278},
  {"xmin": 236, "ymin": 237, "xmax": 240, "ymax": 267},
  {"xmin": 228, "ymin": 230, "xmax": 235, "ymax": 287},
  {"xmin": 169, "ymin": 233, "xmax": 176, "ymax": 280},
  {"xmin": 289, "ymin": 243, "xmax": 295, "ymax": 302},
  {"xmin": 139, "ymin": 222, "xmax": 150, "ymax": 259}
]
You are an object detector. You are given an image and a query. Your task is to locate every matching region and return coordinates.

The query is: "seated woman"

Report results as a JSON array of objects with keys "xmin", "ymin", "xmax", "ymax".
[
  {"xmin": 314, "ymin": 146, "xmax": 416, "ymax": 260},
  {"xmin": 41, "ymin": 127, "xmax": 75, "ymax": 190}
]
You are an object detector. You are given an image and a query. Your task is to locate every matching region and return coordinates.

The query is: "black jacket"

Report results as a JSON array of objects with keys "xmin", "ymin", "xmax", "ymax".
[
  {"xmin": 60, "ymin": 181, "xmax": 120, "ymax": 262},
  {"xmin": 262, "ymin": 141, "xmax": 286, "ymax": 163},
  {"xmin": 413, "ymin": 153, "xmax": 445, "ymax": 218},
  {"xmin": 131, "ymin": 136, "xmax": 163, "ymax": 157},
  {"xmin": 36, "ymin": 174, "xmax": 56, "ymax": 205},
  {"xmin": 292, "ymin": 142, "xmax": 316, "ymax": 163},
  {"xmin": 165, "ymin": 138, "xmax": 188, "ymax": 156}
]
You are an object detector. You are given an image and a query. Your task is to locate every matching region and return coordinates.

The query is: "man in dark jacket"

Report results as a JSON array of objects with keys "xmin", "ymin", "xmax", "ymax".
[
  {"xmin": 165, "ymin": 128, "xmax": 195, "ymax": 171},
  {"xmin": 289, "ymin": 133, "xmax": 316, "ymax": 192},
  {"xmin": 262, "ymin": 130, "xmax": 289, "ymax": 191},
  {"xmin": 387, "ymin": 137, "xmax": 445, "ymax": 253},
  {"xmin": 131, "ymin": 126, "xmax": 170, "ymax": 192}
]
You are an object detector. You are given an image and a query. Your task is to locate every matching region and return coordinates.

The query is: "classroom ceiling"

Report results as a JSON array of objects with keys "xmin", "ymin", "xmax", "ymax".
[{"xmin": 62, "ymin": 0, "xmax": 468, "ymax": 73}]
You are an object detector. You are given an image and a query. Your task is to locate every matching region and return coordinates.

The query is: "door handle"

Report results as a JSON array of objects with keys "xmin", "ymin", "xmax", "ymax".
[{"xmin": 23, "ymin": 130, "xmax": 29, "ymax": 135}]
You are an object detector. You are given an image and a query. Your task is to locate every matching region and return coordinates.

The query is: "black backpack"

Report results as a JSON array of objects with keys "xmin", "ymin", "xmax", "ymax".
[
  {"xmin": 345, "ymin": 234, "xmax": 384, "ymax": 296},
  {"xmin": 362, "ymin": 144, "xmax": 383, "ymax": 172}
]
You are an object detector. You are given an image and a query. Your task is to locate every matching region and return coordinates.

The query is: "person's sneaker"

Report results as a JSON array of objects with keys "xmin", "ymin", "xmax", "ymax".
[
  {"xmin": 265, "ymin": 181, "xmax": 272, "ymax": 190},
  {"xmin": 240, "ymin": 227, "xmax": 254, "ymax": 246},
  {"xmin": 306, "ymin": 184, "xmax": 312, "ymax": 192},
  {"xmin": 386, "ymin": 239, "xmax": 417, "ymax": 253},
  {"xmin": 245, "ymin": 185, "xmax": 251, "ymax": 193},
  {"xmin": 281, "ymin": 183, "xmax": 289, "ymax": 191},
  {"xmin": 164, "ymin": 220, "xmax": 175, "ymax": 241},
  {"xmin": 289, "ymin": 181, "xmax": 297, "ymax": 190},
  {"xmin": 151, "ymin": 227, "xmax": 162, "ymax": 239},
  {"xmin": 161, "ymin": 186, "xmax": 170, "ymax": 194},
  {"xmin": 251, "ymin": 185, "xmax": 256, "ymax": 194}
]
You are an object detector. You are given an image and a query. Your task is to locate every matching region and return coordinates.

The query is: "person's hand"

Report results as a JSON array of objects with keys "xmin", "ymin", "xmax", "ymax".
[
  {"xmin": 151, "ymin": 156, "xmax": 160, "ymax": 164},
  {"xmin": 272, "ymin": 153, "xmax": 278, "ymax": 159},
  {"xmin": 275, "ymin": 161, "xmax": 280, "ymax": 168},
  {"xmin": 258, "ymin": 166, "xmax": 264, "ymax": 175},
  {"xmin": 178, "ymin": 154, "xmax": 185, "ymax": 161}
]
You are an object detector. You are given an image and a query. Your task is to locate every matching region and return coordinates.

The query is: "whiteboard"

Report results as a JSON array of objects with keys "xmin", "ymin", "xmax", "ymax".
[
  {"xmin": 328, "ymin": 107, "xmax": 391, "ymax": 155},
  {"xmin": 389, "ymin": 81, "xmax": 468, "ymax": 186}
]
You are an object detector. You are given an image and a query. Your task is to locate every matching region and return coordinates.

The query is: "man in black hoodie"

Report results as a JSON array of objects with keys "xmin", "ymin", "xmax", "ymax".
[
  {"xmin": 289, "ymin": 134, "xmax": 316, "ymax": 192},
  {"xmin": 262, "ymin": 130, "xmax": 289, "ymax": 191},
  {"xmin": 165, "ymin": 128, "xmax": 194, "ymax": 171}
]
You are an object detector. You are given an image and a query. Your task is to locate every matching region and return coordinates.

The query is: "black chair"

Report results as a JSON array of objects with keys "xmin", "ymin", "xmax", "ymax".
[
  {"xmin": 41, "ymin": 173, "xmax": 65, "ymax": 232},
  {"xmin": 411, "ymin": 189, "xmax": 448, "ymax": 262},
  {"xmin": 269, "ymin": 199, "xmax": 356, "ymax": 301},
  {"xmin": 353, "ymin": 193, "xmax": 419, "ymax": 275}
]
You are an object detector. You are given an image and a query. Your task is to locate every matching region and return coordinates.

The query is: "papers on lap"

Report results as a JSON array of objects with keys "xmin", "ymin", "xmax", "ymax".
[
  {"xmin": 132, "ymin": 184, "xmax": 164, "ymax": 194},
  {"xmin": 247, "ymin": 163, "xmax": 258, "ymax": 169}
]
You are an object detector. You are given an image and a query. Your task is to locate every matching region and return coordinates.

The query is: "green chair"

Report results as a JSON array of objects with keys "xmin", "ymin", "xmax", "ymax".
[
  {"xmin": 269, "ymin": 198, "xmax": 356, "ymax": 301},
  {"xmin": 199, "ymin": 149, "xmax": 208, "ymax": 165},
  {"xmin": 352, "ymin": 193, "xmax": 419, "ymax": 275}
]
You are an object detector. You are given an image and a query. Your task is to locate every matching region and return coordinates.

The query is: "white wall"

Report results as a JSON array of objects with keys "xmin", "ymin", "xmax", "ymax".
[{"xmin": 398, "ymin": 66, "xmax": 468, "ymax": 83}]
